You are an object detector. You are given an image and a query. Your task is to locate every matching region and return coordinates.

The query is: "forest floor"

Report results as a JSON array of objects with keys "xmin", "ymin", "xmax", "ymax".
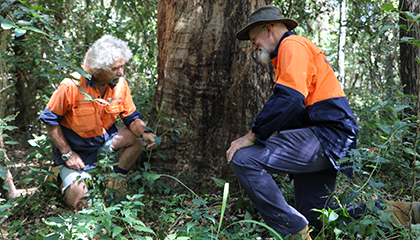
[{"xmin": 0, "ymin": 131, "xmax": 71, "ymax": 239}]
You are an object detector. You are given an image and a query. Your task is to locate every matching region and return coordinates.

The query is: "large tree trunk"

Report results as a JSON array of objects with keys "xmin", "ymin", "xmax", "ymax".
[
  {"xmin": 399, "ymin": 0, "xmax": 420, "ymax": 96},
  {"xmin": 0, "ymin": 11, "xmax": 17, "ymax": 200},
  {"xmin": 152, "ymin": 0, "xmax": 273, "ymax": 193},
  {"xmin": 338, "ymin": 0, "xmax": 347, "ymax": 85},
  {"xmin": 12, "ymin": 34, "xmax": 36, "ymax": 132}
]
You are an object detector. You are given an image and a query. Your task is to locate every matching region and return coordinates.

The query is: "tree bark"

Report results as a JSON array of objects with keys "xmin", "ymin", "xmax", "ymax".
[
  {"xmin": 152, "ymin": 0, "xmax": 273, "ymax": 193},
  {"xmin": 0, "ymin": 12, "xmax": 18, "ymax": 200},
  {"xmin": 338, "ymin": 0, "xmax": 347, "ymax": 85},
  {"xmin": 399, "ymin": 0, "xmax": 420, "ymax": 96},
  {"xmin": 0, "ymin": 10, "xmax": 10, "ymax": 121}
]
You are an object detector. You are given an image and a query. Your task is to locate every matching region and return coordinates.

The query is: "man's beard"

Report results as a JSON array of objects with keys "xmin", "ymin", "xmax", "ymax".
[
  {"xmin": 257, "ymin": 47, "xmax": 272, "ymax": 63},
  {"xmin": 110, "ymin": 76, "xmax": 121, "ymax": 85}
]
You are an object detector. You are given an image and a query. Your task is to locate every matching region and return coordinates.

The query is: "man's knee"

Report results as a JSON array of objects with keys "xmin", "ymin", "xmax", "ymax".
[
  {"xmin": 230, "ymin": 147, "xmax": 252, "ymax": 165},
  {"xmin": 64, "ymin": 180, "xmax": 89, "ymax": 210}
]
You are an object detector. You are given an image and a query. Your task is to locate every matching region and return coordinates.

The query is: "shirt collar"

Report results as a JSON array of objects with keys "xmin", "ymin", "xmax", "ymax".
[
  {"xmin": 86, "ymin": 76, "xmax": 117, "ymax": 90},
  {"xmin": 271, "ymin": 31, "xmax": 295, "ymax": 59}
]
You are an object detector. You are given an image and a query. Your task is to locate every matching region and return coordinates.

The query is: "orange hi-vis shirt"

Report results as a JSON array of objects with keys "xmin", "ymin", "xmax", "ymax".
[
  {"xmin": 272, "ymin": 35, "xmax": 345, "ymax": 107},
  {"xmin": 39, "ymin": 73, "xmax": 142, "ymax": 168},
  {"xmin": 45, "ymin": 73, "xmax": 138, "ymax": 138},
  {"xmin": 251, "ymin": 33, "xmax": 358, "ymax": 178}
]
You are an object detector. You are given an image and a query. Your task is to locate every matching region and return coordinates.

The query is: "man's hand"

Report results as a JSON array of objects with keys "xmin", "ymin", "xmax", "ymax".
[
  {"xmin": 65, "ymin": 152, "xmax": 85, "ymax": 170},
  {"xmin": 226, "ymin": 131, "xmax": 256, "ymax": 163},
  {"xmin": 142, "ymin": 132, "xmax": 157, "ymax": 151}
]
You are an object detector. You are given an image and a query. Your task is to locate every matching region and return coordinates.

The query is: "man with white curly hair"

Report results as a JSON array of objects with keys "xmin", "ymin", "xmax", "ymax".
[{"xmin": 39, "ymin": 35, "xmax": 156, "ymax": 210}]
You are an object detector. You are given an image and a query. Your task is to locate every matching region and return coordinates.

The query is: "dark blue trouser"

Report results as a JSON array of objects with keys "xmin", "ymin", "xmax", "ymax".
[{"xmin": 230, "ymin": 128, "xmax": 336, "ymax": 236}]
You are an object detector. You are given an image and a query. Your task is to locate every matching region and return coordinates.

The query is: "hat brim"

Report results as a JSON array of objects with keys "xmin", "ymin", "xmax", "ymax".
[{"xmin": 236, "ymin": 19, "xmax": 298, "ymax": 40}]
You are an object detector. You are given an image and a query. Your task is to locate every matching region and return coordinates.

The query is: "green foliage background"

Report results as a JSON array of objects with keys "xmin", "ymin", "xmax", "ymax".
[{"xmin": 1, "ymin": 0, "xmax": 420, "ymax": 239}]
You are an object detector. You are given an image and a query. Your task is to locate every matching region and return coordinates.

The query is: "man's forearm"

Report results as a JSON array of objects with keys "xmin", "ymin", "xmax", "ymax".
[
  {"xmin": 128, "ymin": 118, "xmax": 150, "ymax": 138},
  {"xmin": 45, "ymin": 124, "xmax": 72, "ymax": 154}
]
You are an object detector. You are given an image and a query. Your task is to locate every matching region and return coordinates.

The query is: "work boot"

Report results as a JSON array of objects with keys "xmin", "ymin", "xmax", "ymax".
[
  {"xmin": 46, "ymin": 166, "xmax": 60, "ymax": 183},
  {"xmin": 387, "ymin": 201, "xmax": 420, "ymax": 228},
  {"xmin": 104, "ymin": 173, "xmax": 128, "ymax": 199},
  {"xmin": 290, "ymin": 225, "xmax": 312, "ymax": 240}
]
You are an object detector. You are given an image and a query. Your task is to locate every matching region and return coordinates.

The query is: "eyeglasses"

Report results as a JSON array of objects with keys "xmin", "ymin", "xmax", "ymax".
[{"xmin": 250, "ymin": 24, "xmax": 266, "ymax": 45}]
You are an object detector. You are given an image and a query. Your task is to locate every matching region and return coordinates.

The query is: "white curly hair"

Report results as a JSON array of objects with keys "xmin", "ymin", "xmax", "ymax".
[{"xmin": 82, "ymin": 35, "xmax": 133, "ymax": 76}]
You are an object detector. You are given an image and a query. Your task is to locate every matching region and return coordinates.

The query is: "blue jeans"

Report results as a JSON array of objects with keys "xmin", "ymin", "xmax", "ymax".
[{"xmin": 230, "ymin": 128, "xmax": 336, "ymax": 236}]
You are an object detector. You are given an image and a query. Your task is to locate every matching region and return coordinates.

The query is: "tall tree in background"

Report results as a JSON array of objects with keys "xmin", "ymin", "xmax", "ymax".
[
  {"xmin": 152, "ymin": 0, "xmax": 273, "ymax": 192},
  {"xmin": 399, "ymin": 0, "xmax": 420, "ymax": 96},
  {"xmin": 338, "ymin": 0, "xmax": 347, "ymax": 83}
]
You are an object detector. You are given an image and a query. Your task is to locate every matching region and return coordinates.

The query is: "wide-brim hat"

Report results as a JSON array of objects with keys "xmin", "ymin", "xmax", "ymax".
[{"xmin": 236, "ymin": 5, "xmax": 298, "ymax": 40}]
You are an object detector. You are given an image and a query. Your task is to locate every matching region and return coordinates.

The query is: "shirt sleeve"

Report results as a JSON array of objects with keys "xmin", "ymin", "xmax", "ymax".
[
  {"xmin": 251, "ymin": 84, "xmax": 305, "ymax": 141},
  {"xmin": 120, "ymin": 80, "xmax": 143, "ymax": 127},
  {"xmin": 274, "ymin": 38, "xmax": 311, "ymax": 98},
  {"xmin": 38, "ymin": 81, "xmax": 72, "ymax": 125}
]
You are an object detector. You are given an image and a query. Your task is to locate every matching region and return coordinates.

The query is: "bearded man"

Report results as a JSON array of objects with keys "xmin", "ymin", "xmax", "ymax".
[
  {"xmin": 227, "ymin": 5, "xmax": 420, "ymax": 239},
  {"xmin": 227, "ymin": 5, "xmax": 358, "ymax": 239}
]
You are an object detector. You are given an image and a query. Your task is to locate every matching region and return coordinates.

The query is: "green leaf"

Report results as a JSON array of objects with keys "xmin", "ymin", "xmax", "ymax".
[
  {"xmin": 393, "ymin": 105, "xmax": 410, "ymax": 112},
  {"xmin": 3, "ymin": 126, "xmax": 18, "ymax": 131},
  {"xmin": 393, "ymin": 121, "xmax": 407, "ymax": 130},
  {"xmin": 414, "ymin": 13, "xmax": 420, "ymax": 22},
  {"xmin": 146, "ymin": 173, "xmax": 161, "ymax": 181},
  {"xmin": 1, "ymin": 19, "xmax": 15, "ymax": 30},
  {"xmin": 170, "ymin": 133, "xmax": 179, "ymax": 143},
  {"xmin": 42, "ymin": 233, "xmax": 60, "ymax": 240},
  {"xmin": 0, "ymin": 212, "xmax": 12, "ymax": 217},
  {"xmin": 154, "ymin": 136, "xmax": 161, "ymax": 146},
  {"xmin": 334, "ymin": 228, "xmax": 343, "ymax": 236},
  {"xmin": 166, "ymin": 234, "xmax": 176, "ymax": 240},
  {"xmin": 16, "ymin": 20, "xmax": 31, "ymax": 26},
  {"xmin": 369, "ymin": 179, "xmax": 385, "ymax": 189},
  {"xmin": 133, "ymin": 226, "xmax": 155, "ymax": 235},
  {"xmin": 378, "ymin": 210, "xmax": 391, "ymax": 224},
  {"xmin": 0, "ymin": 165, "xmax": 7, "ymax": 180},
  {"xmin": 52, "ymin": 59, "xmax": 70, "ymax": 67},
  {"xmin": 327, "ymin": 210, "xmax": 339, "ymax": 222},
  {"xmin": 186, "ymin": 222, "xmax": 195, "ymax": 234},
  {"xmin": 112, "ymin": 226, "xmax": 124, "ymax": 238},
  {"xmin": 403, "ymin": 147, "xmax": 420, "ymax": 157},
  {"xmin": 30, "ymin": 12, "xmax": 42, "ymax": 18},
  {"xmin": 226, "ymin": 220, "xmax": 284, "ymax": 240},
  {"xmin": 361, "ymin": 219, "xmax": 374, "ymax": 225},
  {"xmin": 378, "ymin": 123, "xmax": 391, "ymax": 134},
  {"xmin": 17, "ymin": 1, "xmax": 29, "ymax": 6},
  {"xmin": 29, "ymin": 6, "xmax": 44, "ymax": 11},
  {"xmin": 20, "ymin": 178, "xmax": 34, "ymax": 184},
  {"xmin": 381, "ymin": 25, "xmax": 393, "ymax": 32},
  {"xmin": 404, "ymin": 11, "xmax": 417, "ymax": 19},
  {"xmin": 77, "ymin": 85, "xmax": 84, "ymax": 92},
  {"xmin": 71, "ymin": 66, "xmax": 89, "ymax": 78},
  {"xmin": 64, "ymin": 45, "xmax": 71, "ymax": 53},
  {"xmin": 342, "ymin": 188, "xmax": 359, "ymax": 205},
  {"xmin": 5, "ymin": 141, "xmax": 19, "ymax": 145},
  {"xmin": 401, "ymin": 36, "xmax": 415, "ymax": 42},
  {"xmin": 211, "ymin": 177, "xmax": 226, "ymax": 188},
  {"xmin": 380, "ymin": 3, "xmax": 395, "ymax": 11},
  {"xmin": 217, "ymin": 183, "xmax": 229, "ymax": 234},
  {"xmin": 370, "ymin": 105, "xmax": 381, "ymax": 111},
  {"xmin": 22, "ymin": 26, "xmax": 49, "ymax": 36},
  {"xmin": 0, "ymin": 204, "xmax": 12, "ymax": 212},
  {"xmin": 157, "ymin": 152, "xmax": 167, "ymax": 161},
  {"xmin": 244, "ymin": 210, "xmax": 252, "ymax": 221},
  {"xmin": 3, "ymin": 185, "xmax": 11, "ymax": 191}
]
